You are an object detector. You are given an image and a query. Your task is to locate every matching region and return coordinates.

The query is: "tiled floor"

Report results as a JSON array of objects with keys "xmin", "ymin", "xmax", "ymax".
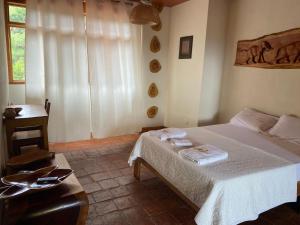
[
  {"xmin": 51, "ymin": 136, "xmax": 300, "ymax": 225},
  {"xmin": 50, "ymin": 134, "xmax": 139, "ymax": 153}
]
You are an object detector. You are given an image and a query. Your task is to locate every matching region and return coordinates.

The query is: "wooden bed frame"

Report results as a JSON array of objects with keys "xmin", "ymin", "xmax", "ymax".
[
  {"xmin": 134, "ymin": 157, "xmax": 198, "ymax": 211},
  {"xmin": 133, "ymin": 157, "xmax": 300, "ymax": 211}
]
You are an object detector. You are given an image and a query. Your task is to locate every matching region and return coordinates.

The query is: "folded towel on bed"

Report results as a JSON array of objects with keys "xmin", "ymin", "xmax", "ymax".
[
  {"xmin": 149, "ymin": 128, "xmax": 187, "ymax": 141},
  {"xmin": 179, "ymin": 144, "xmax": 228, "ymax": 165},
  {"xmin": 171, "ymin": 139, "xmax": 193, "ymax": 147}
]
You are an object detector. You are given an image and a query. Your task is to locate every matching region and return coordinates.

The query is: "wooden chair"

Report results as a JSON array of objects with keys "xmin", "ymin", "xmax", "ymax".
[
  {"xmin": 12, "ymin": 100, "xmax": 51, "ymax": 155},
  {"xmin": 45, "ymin": 98, "xmax": 49, "ymax": 109}
]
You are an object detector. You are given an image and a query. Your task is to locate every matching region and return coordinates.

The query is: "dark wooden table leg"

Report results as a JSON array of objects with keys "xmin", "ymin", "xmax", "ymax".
[
  {"xmin": 0, "ymin": 199, "xmax": 4, "ymax": 225},
  {"xmin": 41, "ymin": 119, "xmax": 49, "ymax": 151},
  {"xmin": 5, "ymin": 124, "xmax": 15, "ymax": 158},
  {"xmin": 76, "ymin": 193, "xmax": 89, "ymax": 225},
  {"xmin": 134, "ymin": 158, "xmax": 141, "ymax": 181}
]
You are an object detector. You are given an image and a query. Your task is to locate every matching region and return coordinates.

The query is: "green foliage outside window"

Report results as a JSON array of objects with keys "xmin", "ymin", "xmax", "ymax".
[
  {"xmin": 9, "ymin": 6, "xmax": 26, "ymax": 82},
  {"xmin": 9, "ymin": 5, "xmax": 26, "ymax": 23},
  {"xmin": 10, "ymin": 27, "xmax": 25, "ymax": 81}
]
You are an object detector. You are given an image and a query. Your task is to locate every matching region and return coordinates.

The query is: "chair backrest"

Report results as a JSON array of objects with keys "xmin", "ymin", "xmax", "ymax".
[
  {"xmin": 44, "ymin": 99, "xmax": 49, "ymax": 110},
  {"xmin": 46, "ymin": 102, "xmax": 51, "ymax": 115}
]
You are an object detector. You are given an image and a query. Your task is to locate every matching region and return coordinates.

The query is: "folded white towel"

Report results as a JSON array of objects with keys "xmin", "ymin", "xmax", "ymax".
[
  {"xmin": 149, "ymin": 128, "xmax": 187, "ymax": 141},
  {"xmin": 171, "ymin": 139, "xmax": 193, "ymax": 147},
  {"xmin": 179, "ymin": 144, "xmax": 228, "ymax": 166}
]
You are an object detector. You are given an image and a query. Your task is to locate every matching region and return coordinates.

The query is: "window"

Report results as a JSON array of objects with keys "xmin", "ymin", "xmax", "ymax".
[{"xmin": 4, "ymin": 0, "xmax": 26, "ymax": 84}]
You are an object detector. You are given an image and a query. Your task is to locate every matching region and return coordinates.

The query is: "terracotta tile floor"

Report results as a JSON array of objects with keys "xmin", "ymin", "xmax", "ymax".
[
  {"xmin": 50, "ymin": 134, "xmax": 139, "ymax": 153},
  {"xmin": 51, "ymin": 136, "xmax": 300, "ymax": 225}
]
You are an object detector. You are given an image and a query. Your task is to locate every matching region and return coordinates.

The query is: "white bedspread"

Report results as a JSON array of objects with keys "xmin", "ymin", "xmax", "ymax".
[
  {"xmin": 206, "ymin": 124, "xmax": 300, "ymax": 180},
  {"xmin": 128, "ymin": 126, "xmax": 297, "ymax": 225}
]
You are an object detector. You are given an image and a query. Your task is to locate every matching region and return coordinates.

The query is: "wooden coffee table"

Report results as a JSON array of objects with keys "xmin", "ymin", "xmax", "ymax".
[{"xmin": 1, "ymin": 154, "xmax": 88, "ymax": 225}]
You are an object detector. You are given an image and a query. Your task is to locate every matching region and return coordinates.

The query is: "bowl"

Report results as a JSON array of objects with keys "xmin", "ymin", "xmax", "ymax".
[{"xmin": 14, "ymin": 107, "xmax": 22, "ymax": 115}]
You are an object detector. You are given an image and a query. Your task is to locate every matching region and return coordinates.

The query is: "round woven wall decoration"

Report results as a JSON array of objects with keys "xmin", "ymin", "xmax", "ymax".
[
  {"xmin": 148, "ymin": 83, "xmax": 159, "ymax": 98},
  {"xmin": 149, "ymin": 59, "xmax": 161, "ymax": 73},
  {"xmin": 150, "ymin": 36, "xmax": 161, "ymax": 53},
  {"xmin": 147, "ymin": 106, "xmax": 158, "ymax": 118},
  {"xmin": 151, "ymin": 20, "xmax": 162, "ymax": 32}
]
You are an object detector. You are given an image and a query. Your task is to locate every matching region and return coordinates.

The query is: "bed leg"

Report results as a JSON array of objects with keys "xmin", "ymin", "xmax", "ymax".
[
  {"xmin": 134, "ymin": 158, "xmax": 141, "ymax": 181},
  {"xmin": 289, "ymin": 196, "xmax": 300, "ymax": 213},
  {"xmin": 296, "ymin": 197, "xmax": 300, "ymax": 213}
]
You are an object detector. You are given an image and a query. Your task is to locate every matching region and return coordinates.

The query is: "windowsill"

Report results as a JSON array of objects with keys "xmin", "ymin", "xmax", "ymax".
[{"xmin": 9, "ymin": 81, "xmax": 25, "ymax": 85}]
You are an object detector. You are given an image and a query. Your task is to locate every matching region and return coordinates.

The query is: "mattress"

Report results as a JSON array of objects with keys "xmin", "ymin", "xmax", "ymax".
[{"xmin": 205, "ymin": 124, "xmax": 300, "ymax": 181}]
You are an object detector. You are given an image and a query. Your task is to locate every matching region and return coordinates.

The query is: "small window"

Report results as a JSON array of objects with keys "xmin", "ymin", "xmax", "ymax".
[
  {"xmin": 10, "ymin": 27, "xmax": 25, "ymax": 81},
  {"xmin": 5, "ymin": 1, "xmax": 26, "ymax": 84},
  {"xmin": 9, "ymin": 5, "xmax": 26, "ymax": 23},
  {"xmin": 4, "ymin": 0, "xmax": 85, "ymax": 84}
]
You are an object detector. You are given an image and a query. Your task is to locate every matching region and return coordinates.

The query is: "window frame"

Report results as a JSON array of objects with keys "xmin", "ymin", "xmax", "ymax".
[{"xmin": 4, "ymin": 0, "xmax": 26, "ymax": 84}]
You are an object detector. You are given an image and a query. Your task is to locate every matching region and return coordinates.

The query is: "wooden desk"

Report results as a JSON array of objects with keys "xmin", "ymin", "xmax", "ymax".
[
  {"xmin": 3, "ymin": 105, "xmax": 49, "ymax": 157},
  {"xmin": 1, "ymin": 154, "xmax": 88, "ymax": 225}
]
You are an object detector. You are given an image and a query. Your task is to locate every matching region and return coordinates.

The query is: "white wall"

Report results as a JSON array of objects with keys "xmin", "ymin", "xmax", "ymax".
[
  {"xmin": 219, "ymin": 0, "xmax": 300, "ymax": 123},
  {"xmin": 165, "ymin": 0, "xmax": 210, "ymax": 127},
  {"xmin": 199, "ymin": 0, "xmax": 228, "ymax": 125},
  {"xmin": 142, "ymin": 8, "xmax": 170, "ymax": 127},
  {"xmin": 9, "ymin": 84, "xmax": 25, "ymax": 104}
]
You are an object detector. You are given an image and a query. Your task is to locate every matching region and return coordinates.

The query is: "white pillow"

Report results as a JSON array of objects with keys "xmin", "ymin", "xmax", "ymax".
[
  {"xmin": 230, "ymin": 108, "xmax": 278, "ymax": 132},
  {"xmin": 269, "ymin": 115, "xmax": 300, "ymax": 145}
]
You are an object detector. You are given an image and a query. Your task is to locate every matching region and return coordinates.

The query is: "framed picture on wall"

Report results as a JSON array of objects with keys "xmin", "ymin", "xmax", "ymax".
[{"xmin": 179, "ymin": 36, "xmax": 193, "ymax": 59}]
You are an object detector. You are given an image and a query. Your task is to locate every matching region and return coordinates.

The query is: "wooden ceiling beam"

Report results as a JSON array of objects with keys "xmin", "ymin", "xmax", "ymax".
[
  {"xmin": 128, "ymin": 0, "xmax": 189, "ymax": 7},
  {"xmin": 151, "ymin": 0, "xmax": 189, "ymax": 7},
  {"xmin": 9, "ymin": 0, "xmax": 189, "ymax": 8}
]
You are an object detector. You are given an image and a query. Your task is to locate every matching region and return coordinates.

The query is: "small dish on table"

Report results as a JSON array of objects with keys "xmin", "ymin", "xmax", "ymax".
[{"xmin": 0, "ymin": 165, "xmax": 73, "ymax": 199}]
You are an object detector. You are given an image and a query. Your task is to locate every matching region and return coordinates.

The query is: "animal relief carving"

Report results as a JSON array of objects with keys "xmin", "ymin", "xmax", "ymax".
[
  {"xmin": 236, "ymin": 41, "xmax": 273, "ymax": 64},
  {"xmin": 275, "ymin": 41, "xmax": 300, "ymax": 64},
  {"xmin": 235, "ymin": 28, "xmax": 300, "ymax": 69}
]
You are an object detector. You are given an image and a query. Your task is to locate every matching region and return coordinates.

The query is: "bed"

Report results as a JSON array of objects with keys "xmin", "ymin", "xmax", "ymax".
[{"xmin": 128, "ymin": 124, "xmax": 299, "ymax": 225}]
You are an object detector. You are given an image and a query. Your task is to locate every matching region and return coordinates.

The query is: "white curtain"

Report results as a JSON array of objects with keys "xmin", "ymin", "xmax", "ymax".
[
  {"xmin": 25, "ymin": 0, "xmax": 91, "ymax": 142},
  {"xmin": 86, "ymin": 0, "xmax": 144, "ymax": 138},
  {"xmin": 0, "ymin": 0, "xmax": 9, "ymax": 174}
]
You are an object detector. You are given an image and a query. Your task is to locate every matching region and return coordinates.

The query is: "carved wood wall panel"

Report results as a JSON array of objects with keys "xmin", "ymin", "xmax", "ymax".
[
  {"xmin": 235, "ymin": 28, "xmax": 300, "ymax": 69},
  {"xmin": 146, "ymin": 4, "xmax": 164, "ymax": 120},
  {"xmin": 149, "ymin": 59, "xmax": 161, "ymax": 73},
  {"xmin": 148, "ymin": 83, "xmax": 159, "ymax": 98},
  {"xmin": 150, "ymin": 36, "xmax": 161, "ymax": 53},
  {"xmin": 147, "ymin": 106, "xmax": 158, "ymax": 118}
]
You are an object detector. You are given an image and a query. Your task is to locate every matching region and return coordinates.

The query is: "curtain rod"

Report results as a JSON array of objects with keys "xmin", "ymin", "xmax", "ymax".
[{"xmin": 83, "ymin": 0, "xmax": 139, "ymax": 5}]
